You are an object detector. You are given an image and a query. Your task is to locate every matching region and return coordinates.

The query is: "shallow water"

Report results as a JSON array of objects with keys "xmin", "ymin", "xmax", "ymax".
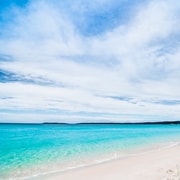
[{"xmin": 0, "ymin": 124, "xmax": 180, "ymax": 179}]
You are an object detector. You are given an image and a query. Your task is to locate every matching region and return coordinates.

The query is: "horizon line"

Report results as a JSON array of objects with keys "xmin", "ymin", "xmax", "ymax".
[{"xmin": 0, "ymin": 121, "xmax": 180, "ymax": 125}]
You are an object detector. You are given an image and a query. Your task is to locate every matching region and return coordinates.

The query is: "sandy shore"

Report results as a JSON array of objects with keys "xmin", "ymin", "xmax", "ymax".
[{"xmin": 37, "ymin": 143, "xmax": 180, "ymax": 180}]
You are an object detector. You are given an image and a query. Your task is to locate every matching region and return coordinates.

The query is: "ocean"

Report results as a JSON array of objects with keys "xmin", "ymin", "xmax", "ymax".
[{"xmin": 0, "ymin": 123, "xmax": 180, "ymax": 179}]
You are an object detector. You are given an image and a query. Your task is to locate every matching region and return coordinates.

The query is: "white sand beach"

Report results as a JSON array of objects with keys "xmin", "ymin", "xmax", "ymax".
[{"xmin": 40, "ymin": 143, "xmax": 180, "ymax": 180}]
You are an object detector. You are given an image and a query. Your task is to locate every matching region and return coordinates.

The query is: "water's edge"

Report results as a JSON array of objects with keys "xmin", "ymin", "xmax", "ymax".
[{"xmin": 29, "ymin": 141, "xmax": 180, "ymax": 180}]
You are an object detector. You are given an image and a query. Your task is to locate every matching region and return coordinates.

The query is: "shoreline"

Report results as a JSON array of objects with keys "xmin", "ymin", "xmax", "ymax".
[{"xmin": 33, "ymin": 141, "xmax": 180, "ymax": 180}]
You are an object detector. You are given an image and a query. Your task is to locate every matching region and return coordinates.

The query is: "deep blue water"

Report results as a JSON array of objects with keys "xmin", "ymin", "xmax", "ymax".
[{"xmin": 0, "ymin": 124, "xmax": 180, "ymax": 179}]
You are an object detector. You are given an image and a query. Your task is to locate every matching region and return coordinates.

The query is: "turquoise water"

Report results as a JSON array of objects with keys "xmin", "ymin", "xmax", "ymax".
[{"xmin": 0, "ymin": 124, "xmax": 180, "ymax": 179}]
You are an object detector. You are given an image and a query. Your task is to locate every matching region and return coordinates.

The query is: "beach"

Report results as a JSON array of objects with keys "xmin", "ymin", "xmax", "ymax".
[
  {"xmin": 1, "ymin": 124, "xmax": 180, "ymax": 179},
  {"xmin": 40, "ymin": 143, "xmax": 180, "ymax": 180},
  {"xmin": 1, "ymin": 0, "xmax": 180, "ymax": 179}
]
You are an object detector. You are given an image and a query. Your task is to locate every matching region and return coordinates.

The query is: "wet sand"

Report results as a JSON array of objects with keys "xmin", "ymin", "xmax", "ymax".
[{"xmin": 38, "ymin": 143, "xmax": 180, "ymax": 180}]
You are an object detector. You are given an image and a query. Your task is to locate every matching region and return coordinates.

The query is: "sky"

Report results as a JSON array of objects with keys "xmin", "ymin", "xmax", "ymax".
[{"xmin": 0, "ymin": 0, "xmax": 180, "ymax": 123}]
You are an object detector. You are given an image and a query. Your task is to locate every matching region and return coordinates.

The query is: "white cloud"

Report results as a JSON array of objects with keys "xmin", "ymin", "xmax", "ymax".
[{"xmin": 0, "ymin": 0, "xmax": 180, "ymax": 123}]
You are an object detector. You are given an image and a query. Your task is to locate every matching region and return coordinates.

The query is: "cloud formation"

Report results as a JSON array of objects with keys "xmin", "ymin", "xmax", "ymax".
[{"xmin": 0, "ymin": 0, "xmax": 180, "ymax": 123}]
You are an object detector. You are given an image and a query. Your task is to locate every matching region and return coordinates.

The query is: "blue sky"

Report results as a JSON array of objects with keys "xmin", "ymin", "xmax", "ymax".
[
  {"xmin": 0, "ymin": 0, "xmax": 180, "ymax": 123},
  {"xmin": 0, "ymin": 0, "xmax": 28, "ymax": 9}
]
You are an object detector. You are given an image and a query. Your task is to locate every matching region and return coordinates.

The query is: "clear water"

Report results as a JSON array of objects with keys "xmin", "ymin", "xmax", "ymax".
[{"xmin": 0, "ymin": 124, "xmax": 180, "ymax": 179}]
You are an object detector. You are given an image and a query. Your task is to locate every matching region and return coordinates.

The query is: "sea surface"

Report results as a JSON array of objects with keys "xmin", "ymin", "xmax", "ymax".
[{"xmin": 0, "ymin": 123, "xmax": 180, "ymax": 179}]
